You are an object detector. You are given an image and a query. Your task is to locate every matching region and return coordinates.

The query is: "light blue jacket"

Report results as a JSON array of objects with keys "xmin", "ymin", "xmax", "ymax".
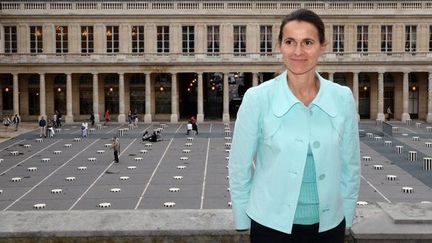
[{"xmin": 228, "ymin": 71, "xmax": 361, "ymax": 234}]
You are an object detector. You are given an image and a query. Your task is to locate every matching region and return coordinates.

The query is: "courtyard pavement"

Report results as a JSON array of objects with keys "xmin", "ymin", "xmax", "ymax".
[{"xmin": 0, "ymin": 120, "xmax": 431, "ymax": 211}]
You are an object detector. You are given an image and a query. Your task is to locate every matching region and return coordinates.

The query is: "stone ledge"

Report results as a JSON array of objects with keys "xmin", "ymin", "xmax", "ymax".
[
  {"xmin": 352, "ymin": 203, "xmax": 432, "ymax": 242},
  {"xmin": 378, "ymin": 202, "xmax": 432, "ymax": 224},
  {"xmin": 0, "ymin": 204, "xmax": 431, "ymax": 242}
]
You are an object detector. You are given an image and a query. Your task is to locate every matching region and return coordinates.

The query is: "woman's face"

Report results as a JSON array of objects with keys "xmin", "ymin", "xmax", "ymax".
[{"xmin": 279, "ymin": 20, "xmax": 327, "ymax": 76}]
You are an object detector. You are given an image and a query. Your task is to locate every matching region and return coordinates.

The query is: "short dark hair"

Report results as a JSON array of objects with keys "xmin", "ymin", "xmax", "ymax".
[{"xmin": 278, "ymin": 9, "xmax": 325, "ymax": 45}]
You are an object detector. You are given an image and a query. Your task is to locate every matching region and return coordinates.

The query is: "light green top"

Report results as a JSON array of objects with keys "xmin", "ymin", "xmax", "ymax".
[{"xmin": 293, "ymin": 144, "xmax": 320, "ymax": 225}]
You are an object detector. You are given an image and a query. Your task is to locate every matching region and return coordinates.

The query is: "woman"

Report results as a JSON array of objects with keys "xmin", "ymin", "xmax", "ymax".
[
  {"xmin": 104, "ymin": 110, "xmax": 110, "ymax": 125},
  {"xmin": 228, "ymin": 9, "xmax": 360, "ymax": 243}
]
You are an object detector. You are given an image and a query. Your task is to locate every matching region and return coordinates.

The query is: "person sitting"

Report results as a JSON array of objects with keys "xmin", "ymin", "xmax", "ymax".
[
  {"xmin": 149, "ymin": 131, "xmax": 162, "ymax": 142},
  {"xmin": 142, "ymin": 131, "xmax": 152, "ymax": 141}
]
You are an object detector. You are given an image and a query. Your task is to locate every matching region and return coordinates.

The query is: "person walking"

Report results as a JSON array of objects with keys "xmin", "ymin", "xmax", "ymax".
[
  {"xmin": 3, "ymin": 117, "xmax": 11, "ymax": 132},
  {"xmin": 12, "ymin": 114, "xmax": 20, "ymax": 131},
  {"xmin": 386, "ymin": 106, "xmax": 392, "ymax": 121},
  {"xmin": 228, "ymin": 9, "xmax": 360, "ymax": 243},
  {"xmin": 104, "ymin": 110, "xmax": 110, "ymax": 125},
  {"xmin": 38, "ymin": 116, "xmax": 47, "ymax": 138},
  {"xmin": 111, "ymin": 136, "xmax": 120, "ymax": 163},
  {"xmin": 90, "ymin": 112, "xmax": 95, "ymax": 127}
]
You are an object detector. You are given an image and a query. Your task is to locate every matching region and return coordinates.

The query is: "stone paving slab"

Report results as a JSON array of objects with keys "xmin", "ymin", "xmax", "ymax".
[{"xmin": 378, "ymin": 202, "xmax": 432, "ymax": 224}]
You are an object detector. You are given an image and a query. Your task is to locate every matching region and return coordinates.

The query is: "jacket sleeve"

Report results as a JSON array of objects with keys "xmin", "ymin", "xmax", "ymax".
[
  {"xmin": 340, "ymin": 88, "xmax": 361, "ymax": 228},
  {"xmin": 228, "ymin": 88, "xmax": 260, "ymax": 230}
]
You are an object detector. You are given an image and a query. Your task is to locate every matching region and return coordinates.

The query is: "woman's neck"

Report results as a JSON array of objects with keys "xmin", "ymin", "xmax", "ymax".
[{"xmin": 287, "ymin": 72, "xmax": 320, "ymax": 107}]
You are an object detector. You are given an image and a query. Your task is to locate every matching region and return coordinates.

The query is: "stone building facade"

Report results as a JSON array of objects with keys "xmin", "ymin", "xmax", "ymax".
[{"xmin": 1, "ymin": 0, "xmax": 432, "ymax": 123}]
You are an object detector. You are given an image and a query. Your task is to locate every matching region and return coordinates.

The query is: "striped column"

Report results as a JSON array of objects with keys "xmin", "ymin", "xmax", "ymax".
[{"xmin": 423, "ymin": 157, "xmax": 432, "ymax": 171}]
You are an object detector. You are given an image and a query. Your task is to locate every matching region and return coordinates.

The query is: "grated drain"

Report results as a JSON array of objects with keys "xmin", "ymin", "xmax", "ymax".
[
  {"xmin": 98, "ymin": 202, "xmax": 111, "ymax": 208},
  {"xmin": 402, "ymin": 187, "xmax": 414, "ymax": 193},
  {"xmin": 33, "ymin": 203, "xmax": 46, "ymax": 209},
  {"xmin": 10, "ymin": 177, "xmax": 22, "ymax": 182},
  {"xmin": 65, "ymin": 176, "xmax": 76, "ymax": 181},
  {"xmin": 27, "ymin": 167, "xmax": 37, "ymax": 172},
  {"xmin": 163, "ymin": 202, "xmax": 175, "ymax": 208},
  {"xmin": 51, "ymin": 189, "xmax": 63, "ymax": 194}
]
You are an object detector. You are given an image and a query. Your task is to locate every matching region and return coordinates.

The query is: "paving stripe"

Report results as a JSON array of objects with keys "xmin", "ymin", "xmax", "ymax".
[
  {"xmin": 360, "ymin": 175, "xmax": 392, "ymax": 203},
  {"xmin": 0, "ymin": 139, "xmax": 26, "ymax": 153},
  {"xmin": 68, "ymin": 138, "xmax": 136, "ymax": 210},
  {"xmin": 134, "ymin": 123, "xmax": 183, "ymax": 209},
  {"xmin": 399, "ymin": 126, "xmax": 417, "ymax": 134},
  {"xmin": 106, "ymin": 124, "xmax": 124, "ymax": 134},
  {"xmin": 200, "ymin": 123, "xmax": 212, "ymax": 209},
  {"xmin": 0, "ymin": 139, "xmax": 62, "ymax": 175},
  {"xmin": 3, "ymin": 139, "xmax": 99, "ymax": 211}
]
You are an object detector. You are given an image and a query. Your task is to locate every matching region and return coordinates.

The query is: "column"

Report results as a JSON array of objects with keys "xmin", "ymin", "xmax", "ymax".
[
  {"xmin": 197, "ymin": 72, "xmax": 204, "ymax": 122},
  {"xmin": 252, "ymin": 72, "xmax": 258, "ymax": 87},
  {"xmin": 144, "ymin": 73, "xmax": 152, "ymax": 123},
  {"xmin": 427, "ymin": 72, "xmax": 432, "ymax": 122},
  {"xmin": 402, "ymin": 72, "xmax": 411, "ymax": 122},
  {"xmin": 118, "ymin": 73, "xmax": 126, "ymax": 123},
  {"xmin": 353, "ymin": 72, "xmax": 359, "ymax": 121},
  {"xmin": 170, "ymin": 72, "xmax": 179, "ymax": 123},
  {"xmin": 328, "ymin": 72, "xmax": 334, "ymax": 82},
  {"xmin": 92, "ymin": 73, "xmax": 100, "ymax": 122},
  {"xmin": 39, "ymin": 73, "xmax": 46, "ymax": 119},
  {"xmin": 377, "ymin": 72, "xmax": 385, "ymax": 121},
  {"xmin": 222, "ymin": 73, "xmax": 230, "ymax": 122},
  {"xmin": 144, "ymin": 72, "xmax": 152, "ymax": 123},
  {"xmin": 13, "ymin": 73, "xmax": 19, "ymax": 115},
  {"xmin": 65, "ymin": 73, "xmax": 73, "ymax": 123}
]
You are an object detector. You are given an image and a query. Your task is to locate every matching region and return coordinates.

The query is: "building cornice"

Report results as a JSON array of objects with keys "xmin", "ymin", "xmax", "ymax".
[{"xmin": 1, "ymin": 1, "xmax": 432, "ymax": 17}]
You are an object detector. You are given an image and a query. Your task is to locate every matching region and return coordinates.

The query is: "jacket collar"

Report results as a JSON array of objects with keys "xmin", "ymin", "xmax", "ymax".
[{"xmin": 271, "ymin": 71, "xmax": 337, "ymax": 118}]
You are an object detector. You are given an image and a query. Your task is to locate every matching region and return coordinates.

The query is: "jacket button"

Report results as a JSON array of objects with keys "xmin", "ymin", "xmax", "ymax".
[
  {"xmin": 319, "ymin": 174, "xmax": 326, "ymax": 180},
  {"xmin": 313, "ymin": 141, "xmax": 320, "ymax": 148}
]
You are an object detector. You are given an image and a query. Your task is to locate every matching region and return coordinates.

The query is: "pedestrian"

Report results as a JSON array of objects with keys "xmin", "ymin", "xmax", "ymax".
[
  {"xmin": 386, "ymin": 106, "xmax": 392, "ymax": 121},
  {"xmin": 186, "ymin": 122, "xmax": 193, "ymax": 135},
  {"xmin": 53, "ymin": 113, "xmax": 57, "ymax": 128},
  {"xmin": 81, "ymin": 122, "xmax": 88, "ymax": 137},
  {"xmin": 104, "ymin": 110, "xmax": 110, "ymax": 125},
  {"xmin": 228, "ymin": 9, "xmax": 360, "ymax": 243},
  {"xmin": 12, "ymin": 114, "xmax": 20, "ymax": 131},
  {"xmin": 90, "ymin": 112, "xmax": 95, "ymax": 127},
  {"xmin": 56, "ymin": 110, "xmax": 62, "ymax": 127},
  {"xmin": 189, "ymin": 116, "xmax": 198, "ymax": 135},
  {"xmin": 3, "ymin": 116, "xmax": 11, "ymax": 132},
  {"xmin": 47, "ymin": 119, "xmax": 55, "ymax": 137},
  {"xmin": 38, "ymin": 116, "xmax": 47, "ymax": 138},
  {"xmin": 111, "ymin": 136, "xmax": 120, "ymax": 163}
]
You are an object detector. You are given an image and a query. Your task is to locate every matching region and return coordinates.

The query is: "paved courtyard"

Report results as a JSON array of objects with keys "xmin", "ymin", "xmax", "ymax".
[{"xmin": 0, "ymin": 121, "xmax": 431, "ymax": 211}]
